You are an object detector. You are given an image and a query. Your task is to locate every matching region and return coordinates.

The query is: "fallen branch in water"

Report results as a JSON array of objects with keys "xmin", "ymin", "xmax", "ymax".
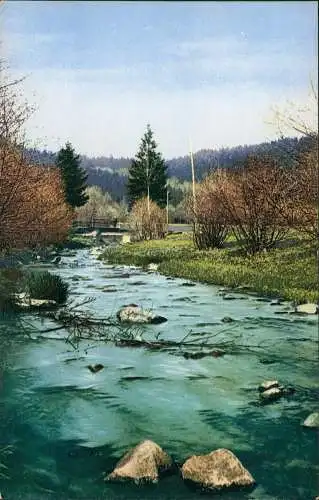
[
  {"xmin": 36, "ymin": 297, "xmax": 140, "ymax": 348},
  {"xmin": 21, "ymin": 298, "xmax": 315, "ymax": 366},
  {"xmin": 28, "ymin": 298, "xmax": 267, "ymax": 357}
]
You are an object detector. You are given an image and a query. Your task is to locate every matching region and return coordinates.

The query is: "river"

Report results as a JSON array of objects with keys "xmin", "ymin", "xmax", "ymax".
[{"xmin": 0, "ymin": 249, "xmax": 318, "ymax": 499}]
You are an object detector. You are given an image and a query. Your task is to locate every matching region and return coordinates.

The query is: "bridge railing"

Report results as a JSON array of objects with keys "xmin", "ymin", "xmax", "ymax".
[{"xmin": 72, "ymin": 217, "xmax": 129, "ymax": 232}]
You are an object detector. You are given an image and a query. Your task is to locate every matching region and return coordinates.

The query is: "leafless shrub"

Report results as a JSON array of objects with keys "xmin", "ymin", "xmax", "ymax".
[
  {"xmin": 187, "ymin": 171, "xmax": 229, "ymax": 249},
  {"xmin": 218, "ymin": 156, "xmax": 289, "ymax": 254},
  {"xmin": 129, "ymin": 197, "xmax": 167, "ymax": 241}
]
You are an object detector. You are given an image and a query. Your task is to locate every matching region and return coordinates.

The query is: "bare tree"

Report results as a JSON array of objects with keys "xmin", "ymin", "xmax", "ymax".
[
  {"xmin": 0, "ymin": 61, "xmax": 73, "ymax": 251},
  {"xmin": 218, "ymin": 156, "xmax": 289, "ymax": 254},
  {"xmin": 284, "ymin": 141, "xmax": 318, "ymax": 239},
  {"xmin": 271, "ymin": 80, "xmax": 318, "ymax": 139},
  {"xmin": 187, "ymin": 171, "xmax": 229, "ymax": 249}
]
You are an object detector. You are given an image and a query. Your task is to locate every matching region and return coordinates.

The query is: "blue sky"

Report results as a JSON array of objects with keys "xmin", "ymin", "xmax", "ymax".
[{"xmin": 1, "ymin": 1, "xmax": 317, "ymax": 157}]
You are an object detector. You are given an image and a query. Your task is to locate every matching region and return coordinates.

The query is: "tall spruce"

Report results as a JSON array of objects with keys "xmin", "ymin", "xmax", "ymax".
[
  {"xmin": 127, "ymin": 124, "xmax": 167, "ymax": 208},
  {"xmin": 56, "ymin": 142, "xmax": 88, "ymax": 208}
]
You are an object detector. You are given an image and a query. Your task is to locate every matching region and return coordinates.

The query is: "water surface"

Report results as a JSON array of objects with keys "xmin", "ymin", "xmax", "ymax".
[{"xmin": 0, "ymin": 249, "xmax": 318, "ymax": 499}]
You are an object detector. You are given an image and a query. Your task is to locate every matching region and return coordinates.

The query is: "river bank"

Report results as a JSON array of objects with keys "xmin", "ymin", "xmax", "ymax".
[{"xmin": 99, "ymin": 233, "xmax": 318, "ymax": 304}]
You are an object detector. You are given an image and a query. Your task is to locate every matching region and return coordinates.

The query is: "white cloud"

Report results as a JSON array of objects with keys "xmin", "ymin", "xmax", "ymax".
[
  {"xmin": 3, "ymin": 20, "xmax": 316, "ymax": 158},
  {"xmin": 18, "ymin": 66, "xmax": 314, "ymax": 158},
  {"xmin": 164, "ymin": 36, "xmax": 312, "ymax": 83}
]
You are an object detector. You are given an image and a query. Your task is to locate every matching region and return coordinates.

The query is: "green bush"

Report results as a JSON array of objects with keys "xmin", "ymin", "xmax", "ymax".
[{"xmin": 24, "ymin": 271, "xmax": 69, "ymax": 304}]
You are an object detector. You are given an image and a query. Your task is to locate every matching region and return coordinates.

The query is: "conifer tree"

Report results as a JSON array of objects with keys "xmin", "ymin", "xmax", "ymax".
[
  {"xmin": 127, "ymin": 124, "xmax": 167, "ymax": 208},
  {"xmin": 56, "ymin": 142, "xmax": 88, "ymax": 208}
]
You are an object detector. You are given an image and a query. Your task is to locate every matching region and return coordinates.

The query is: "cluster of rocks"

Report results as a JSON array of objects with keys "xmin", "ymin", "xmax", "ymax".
[
  {"xmin": 258, "ymin": 381, "xmax": 319, "ymax": 431},
  {"xmin": 258, "ymin": 380, "xmax": 295, "ymax": 404},
  {"xmin": 106, "ymin": 439, "xmax": 255, "ymax": 492}
]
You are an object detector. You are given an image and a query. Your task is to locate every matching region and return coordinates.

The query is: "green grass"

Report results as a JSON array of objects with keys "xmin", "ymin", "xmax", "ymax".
[
  {"xmin": 23, "ymin": 271, "xmax": 69, "ymax": 304},
  {"xmin": 99, "ymin": 233, "xmax": 318, "ymax": 303}
]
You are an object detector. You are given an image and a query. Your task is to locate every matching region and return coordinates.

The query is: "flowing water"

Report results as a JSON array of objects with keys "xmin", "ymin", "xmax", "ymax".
[{"xmin": 0, "ymin": 249, "xmax": 318, "ymax": 499}]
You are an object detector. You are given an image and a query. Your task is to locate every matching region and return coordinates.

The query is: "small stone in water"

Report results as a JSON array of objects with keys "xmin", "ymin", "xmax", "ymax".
[
  {"xmin": 221, "ymin": 316, "xmax": 235, "ymax": 323},
  {"xmin": 211, "ymin": 351, "xmax": 225, "ymax": 358},
  {"xmin": 259, "ymin": 359, "xmax": 276, "ymax": 365},
  {"xmin": 88, "ymin": 364, "xmax": 104, "ymax": 373}
]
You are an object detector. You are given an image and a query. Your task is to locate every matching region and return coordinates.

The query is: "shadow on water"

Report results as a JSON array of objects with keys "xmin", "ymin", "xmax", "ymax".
[
  {"xmin": 197, "ymin": 405, "xmax": 319, "ymax": 500},
  {"xmin": 0, "ymin": 403, "xmax": 259, "ymax": 500}
]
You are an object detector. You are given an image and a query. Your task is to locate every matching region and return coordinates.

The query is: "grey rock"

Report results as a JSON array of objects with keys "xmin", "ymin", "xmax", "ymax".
[
  {"xmin": 258, "ymin": 380, "xmax": 280, "ymax": 392},
  {"xmin": 106, "ymin": 440, "xmax": 172, "ymax": 484},
  {"xmin": 260, "ymin": 387, "xmax": 283, "ymax": 403},
  {"xmin": 221, "ymin": 316, "xmax": 235, "ymax": 323},
  {"xmin": 302, "ymin": 412, "xmax": 319, "ymax": 428},
  {"xmin": 117, "ymin": 305, "xmax": 167, "ymax": 324},
  {"xmin": 181, "ymin": 448, "xmax": 255, "ymax": 491},
  {"xmin": 294, "ymin": 303, "xmax": 318, "ymax": 315}
]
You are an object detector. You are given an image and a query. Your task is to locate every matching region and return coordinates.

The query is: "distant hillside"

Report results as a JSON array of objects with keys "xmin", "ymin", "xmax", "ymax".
[{"xmin": 27, "ymin": 135, "xmax": 315, "ymax": 202}]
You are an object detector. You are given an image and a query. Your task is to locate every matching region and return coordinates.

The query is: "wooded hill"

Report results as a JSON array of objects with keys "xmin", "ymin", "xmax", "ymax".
[{"xmin": 27, "ymin": 135, "xmax": 314, "ymax": 204}]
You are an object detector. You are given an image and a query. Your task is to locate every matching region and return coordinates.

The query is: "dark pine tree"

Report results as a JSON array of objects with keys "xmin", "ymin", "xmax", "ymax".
[
  {"xmin": 127, "ymin": 124, "xmax": 167, "ymax": 208},
  {"xmin": 56, "ymin": 142, "xmax": 89, "ymax": 208}
]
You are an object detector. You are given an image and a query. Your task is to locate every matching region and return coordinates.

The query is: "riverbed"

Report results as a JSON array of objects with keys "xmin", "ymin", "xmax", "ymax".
[{"xmin": 0, "ymin": 249, "xmax": 318, "ymax": 499}]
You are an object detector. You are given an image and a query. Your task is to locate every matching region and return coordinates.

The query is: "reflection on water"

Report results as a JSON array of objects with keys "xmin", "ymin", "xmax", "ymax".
[{"xmin": 0, "ymin": 249, "xmax": 318, "ymax": 499}]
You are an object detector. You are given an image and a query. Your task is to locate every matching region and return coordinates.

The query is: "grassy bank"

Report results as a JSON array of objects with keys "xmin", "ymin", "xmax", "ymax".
[{"xmin": 99, "ymin": 233, "xmax": 318, "ymax": 303}]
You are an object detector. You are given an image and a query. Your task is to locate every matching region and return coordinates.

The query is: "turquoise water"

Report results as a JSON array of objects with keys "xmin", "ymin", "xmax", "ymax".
[{"xmin": 0, "ymin": 249, "xmax": 318, "ymax": 499}]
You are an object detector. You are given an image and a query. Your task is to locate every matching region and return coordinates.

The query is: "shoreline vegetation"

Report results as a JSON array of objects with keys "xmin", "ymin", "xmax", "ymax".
[{"xmin": 99, "ymin": 232, "xmax": 318, "ymax": 304}]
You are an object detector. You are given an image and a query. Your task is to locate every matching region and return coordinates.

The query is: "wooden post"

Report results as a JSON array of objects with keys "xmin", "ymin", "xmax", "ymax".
[
  {"xmin": 166, "ymin": 187, "xmax": 169, "ymax": 226},
  {"xmin": 146, "ymin": 145, "xmax": 150, "ymax": 218},
  {"xmin": 189, "ymin": 140, "xmax": 196, "ymax": 214}
]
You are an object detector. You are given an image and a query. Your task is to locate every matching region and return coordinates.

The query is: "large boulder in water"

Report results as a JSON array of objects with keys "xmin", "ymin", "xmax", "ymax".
[
  {"xmin": 106, "ymin": 439, "xmax": 173, "ymax": 484},
  {"xmin": 294, "ymin": 303, "xmax": 318, "ymax": 314},
  {"xmin": 181, "ymin": 448, "xmax": 255, "ymax": 491},
  {"xmin": 117, "ymin": 305, "xmax": 167, "ymax": 324}
]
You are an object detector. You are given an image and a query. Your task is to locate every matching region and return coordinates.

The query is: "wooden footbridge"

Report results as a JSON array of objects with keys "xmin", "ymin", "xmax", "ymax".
[{"xmin": 72, "ymin": 217, "xmax": 129, "ymax": 234}]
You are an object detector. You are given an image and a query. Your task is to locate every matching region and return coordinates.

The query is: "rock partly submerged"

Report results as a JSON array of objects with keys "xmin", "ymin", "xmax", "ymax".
[
  {"xmin": 183, "ymin": 350, "xmax": 225, "ymax": 360},
  {"xmin": 106, "ymin": 440, "xmax": 173, "ymax": 484},
  {"xmin": 14, "ymin": 293, "xmax": 57, "ymax": 309},
  {"xmin": 87, "ymin": 364, "xmax": 104, "ymax": 373},
  {"xmin": 258, "ymin": 380, "xmax": 280, "ymax": 392},
  {"xmin": 260, "ymin": 387, "xmax": 283, "ymax": 403},
  {"xmin": 117, "ymin": 305, "xmax": 167, "ymax": 324},
  {"xmin": 302, "ymin": 412, "xmax": 319, "ymax": 429},
  {"xmin": 294, "ymin": 303, "xmax": 318, "ymax": 315},
  {"xmin": 181, "ymin": 448, "xmax": 255, "ymax": 492},
  {"xmin": 258, "ymin": 380, "xmax": 295, "ymax": 404}
]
